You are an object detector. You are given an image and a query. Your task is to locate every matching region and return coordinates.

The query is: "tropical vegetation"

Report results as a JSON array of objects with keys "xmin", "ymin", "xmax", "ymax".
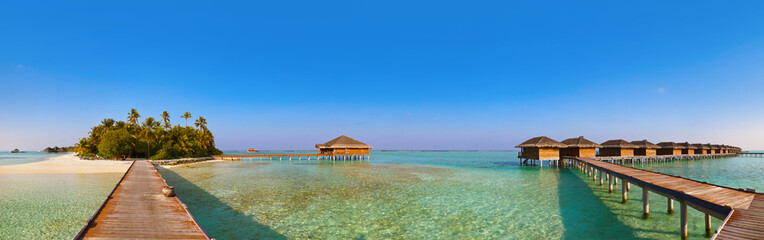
[{"xmin": 74, "ymin": 109, "xmax": 222, "ymax": 160}]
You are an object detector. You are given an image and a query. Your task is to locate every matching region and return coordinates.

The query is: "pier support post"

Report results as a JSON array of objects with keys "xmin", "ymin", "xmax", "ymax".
[
  {"xmin": 593, "ymin": 169, "xmax": 597, "ymax": 181},
  {"xmin": 608, "ymin": 175, "xmax": 613, "ymax": 193},
  {"xmin": 622, "ymin": 180, "xmax": 628, "ymax": 203},
  {"xmin": 599, "ymin": 171, "xmax": 603, "ymax": 185},
  {"xmin": 642, "ymin": 187, "xmax": 649, "ymax": 218},
  {"xmin": 680, "ymin": 200, "xmax": 688, "ymax": 239},
  {"xmin": 668, "ymin": 198, "xmax": 674, "ymax": 214},
  {"xmin": 705, "ymin": 214, "xmax": 711, "ymax": 236},
  {"xmin": 627, "ymin": 182, "xmax": 631, "ymax": 192}
]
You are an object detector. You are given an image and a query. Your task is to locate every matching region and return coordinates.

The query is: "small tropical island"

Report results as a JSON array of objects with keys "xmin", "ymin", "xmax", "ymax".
[{"xmin": 73, "ymin": 109, "xmax": 222, "ymax": 160}]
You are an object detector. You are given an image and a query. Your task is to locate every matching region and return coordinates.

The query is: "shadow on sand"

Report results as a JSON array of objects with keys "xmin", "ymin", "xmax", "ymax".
[
  {"xmin": 555, "ymin": 168, "xmax": 646, "ymax": 240},
  {"xmin": 158, "ymin": 168, "xmax": 287, "ymax": 240}
]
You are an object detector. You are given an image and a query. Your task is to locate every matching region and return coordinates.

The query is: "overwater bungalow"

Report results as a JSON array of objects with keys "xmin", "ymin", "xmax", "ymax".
[
  {"xmin": 631, "ymin": 140, "xmax": 659, "ymax": 156},
  {"xmin": 711, "ymin": 144, "xmax": 722, "ymax": 154},
  {"xmin": 691, "ymin": 143, "xmax": 710, "ymax": 154},
  {"xmin": 516, "ymin": 136, "xmax": 566, "ymax": 162},
  {"xmin": 599, "ymin": 139, "xmax": 638, "ymax": 157},
  {"xmin": 316, "ymin": 135, "xmax": 373, "ymax": 155},
  {"xmin": 678, "ymin": 142, "xmax": 697, "ymax": 155},
  {"xmin": 721, "ymin": 145, "xmax": 730, "ymax": 154},
  {"xmin": 560, "ymin": 136, "xmax": 602, "ymax": 157},
  {"xmin": 657, "ymin": 142, "xmax": 684, "ymax": 155}
]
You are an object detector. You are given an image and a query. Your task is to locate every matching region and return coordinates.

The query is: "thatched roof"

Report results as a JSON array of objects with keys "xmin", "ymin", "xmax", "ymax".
[
  {"xmin": 515, "ymin": 136, "xmax": 567, "ymax": 148},
  {"xmin": 657, "ymin": 142, "xmax": 686, "ymax": 149},
  {"xmin": 601, "ymin": 139, "xmax": 638, "ymax": 149},
  {"xmin": 561, "ymin": 136, "xmax": 602, "ymax": 148},
  {"xmin": 631, "ymin": 140, "xmax": 659, "ymax": 149},
  {"xmin": 710, "ymin": 144, "xmax": 721, "ymax": 149},
  {"xmin": 316, "ymin": 135, "xmax": 373, "ymax": 149},
  {"xmin": 679, "ymin": 142, "xmax": 698, "ymax": 149},
  {"xmin": 691, "ymin": 143, "xmax": 710, "ymax": 149}
]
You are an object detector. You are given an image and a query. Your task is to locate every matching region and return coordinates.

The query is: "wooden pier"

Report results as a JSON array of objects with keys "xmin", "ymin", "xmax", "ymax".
[
  {"xmin": 75, "ymin": 160, "xmax": 209, "ymax": 239},
  {"xmin": 212, "ymin": 153, "xmax": 370, "ymax": 162},
  {"xmin": 737, "ymin": 152, "xmax": 764, "ymax": 157},
  {"xmin": 565, "ymin": 156, "xmax": 763, "ymax": 239}
]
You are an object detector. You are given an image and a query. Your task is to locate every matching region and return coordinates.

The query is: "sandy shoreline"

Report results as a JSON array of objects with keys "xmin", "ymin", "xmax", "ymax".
[{"xmin": 0, "ymin": 153, "xmax": 132, "ymax": 175}]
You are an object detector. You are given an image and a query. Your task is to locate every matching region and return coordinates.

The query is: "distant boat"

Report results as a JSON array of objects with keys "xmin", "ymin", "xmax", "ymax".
[
  {"xmin": 9, "ymin": 149, "xmax": 20, "ymax": 153},
  {"xmin": 247, "ymin": 148, "xmax": 259, "ymax": 153}
]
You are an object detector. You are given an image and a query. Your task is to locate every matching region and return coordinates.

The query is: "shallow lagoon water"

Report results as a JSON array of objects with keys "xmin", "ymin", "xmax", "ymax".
[
  {"xmin": 0, "ymin": 153, "xmax": 124, "ymax": 239},
  {"xmin": 160, "ymin": 151, "xmax": 753, "ymax": 239},
  {"xmin": 0, "ymin": 173, "xmax": 124, "ymax": 239}
]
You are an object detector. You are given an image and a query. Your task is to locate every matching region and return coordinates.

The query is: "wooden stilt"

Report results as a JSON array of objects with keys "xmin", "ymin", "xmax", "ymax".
[
  {"xmin": 622, "ymin": 180, "xmax": 628, "ymax": 203},
  {"xmin": 668, "ymin": 198, "xmax": 674, "ymax": 214},
  {"xmin": 680, "ymin": 200, "xmax": 687, "ymax": 239},
  {"xmin": 599, "ymin": 171, "xmax": 603, "ymax": 185},
  {"xmin": 643, "ymin": 187, "xmax": 649, "ymax": 218},
  {"xmin": 608, "ymin": 175, "xmax": 614, "ymax": 193},
  {"xmin": 705, "ymin": 214, "xmax": 711, "ymax": 236}
]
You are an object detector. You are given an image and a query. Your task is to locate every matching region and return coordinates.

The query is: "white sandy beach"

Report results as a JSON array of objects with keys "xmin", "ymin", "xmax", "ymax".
[{"xmin": 0, "ymin": 153, "xmax": 132, "ymax": 174}]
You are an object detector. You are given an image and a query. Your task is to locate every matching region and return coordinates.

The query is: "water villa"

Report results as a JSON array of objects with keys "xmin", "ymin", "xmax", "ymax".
[
  {"xmin": 711, "ymin": 144, "xmax": 722, "ymax": 154},
  {"xmin": 678, "ymin": 142, "xmax": 697, "ymax": 155},
  {"xmin": 692, "ymin": 143, "xmax": 710, "ymax": 154},
  {"xmin": 560, "ymin": 136, "xmax": 601, "ymax": 158},
  {"xmin": 657, "ymin": 142, "xmax": 684, "ymax": 155},
  {"xmin": 516, "ymin": 136, "xmax": 566, "ymax": 166},
  {"xmin": 599, "ymin": 139, "xmax": 637, "ymax": 157},
  {"xmin": 316, "ymin": 135, "xmax": 373, "ymax": 160},
  {"xmin": 631, "ymin": 140, "xmax": 659, "ymax": 156}
]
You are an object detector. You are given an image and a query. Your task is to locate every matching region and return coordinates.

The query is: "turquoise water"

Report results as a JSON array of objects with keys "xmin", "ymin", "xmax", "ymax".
[
  {"xmin": 0, "ymin": 152, "xmax": 66, "ymax": 166},
  {"xmin": 159, "ymin": 151, "xmax": 756, "ymax": 239},
  {"xmin": 624, "ymin": 155, "xmax": 764, "ymax": 191},
  {"xmin": 0, "ymin": 154, "xmax": 125, "ymax": 239}
]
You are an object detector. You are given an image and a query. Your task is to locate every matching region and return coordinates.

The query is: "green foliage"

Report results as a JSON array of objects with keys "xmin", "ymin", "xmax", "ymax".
[
  {"xmin": 74, "ymin": 109, "xmax": 222, "ymax": 160},
  {"xmin": 97, "ymin": 129, "xmax": 136, "ymax": 159}
]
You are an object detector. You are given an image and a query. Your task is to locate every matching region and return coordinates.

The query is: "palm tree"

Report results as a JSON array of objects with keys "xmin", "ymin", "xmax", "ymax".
[
  {"xmin": 127, "ymin": 108, "xmax": 141, "ymax": 125},
  {"xmin": 161, "ymin": 111, "xmax": 171, "ymax": 129},
  {"xmin": 101, "ymin": 118, "xmax": 115, "ymax": 129},
  {"xmin": 194, "ymin": 116, "xmax": 208, "ymax": 131},
  {"xmin": 141, "ymin": 117, "xmax": 159, "ymax": 158},
  {"xmin": 182, "ymin": 112, "xmax": 192, "ymax": 127}
]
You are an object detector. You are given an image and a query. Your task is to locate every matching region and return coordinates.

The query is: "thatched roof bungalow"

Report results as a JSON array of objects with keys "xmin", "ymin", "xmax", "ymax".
[
  {"xmin": 560, "ymin": 136, "xmax": 602, "ymax": 158},
  {"xmin": 316, "ymin": 135, "xmax": 373, "ymax": 155},
  {"xmin": 691, "ymin": 143, "xmax": 710, "ymax": 154},
  {"xmin": 657, "ymin": 142, "xmax": 684, "ymax": 155},
  {"xmin": 516, "ymin": 136, "xmax": 566, "ymax": 160},
  {"xmin": 678, "ymin": 142, "xmax": 697, "ymax": 155},
  {"xmin": 631, "ymin": 140, "xmax": 659, "ymax": 156},
  {"xmin": 599, "ymin": 139, "xmax": 638, "ymax": 157},
  {"xmin": 710, "ymin": 144, "xmax": 722, "ymax": 154}
]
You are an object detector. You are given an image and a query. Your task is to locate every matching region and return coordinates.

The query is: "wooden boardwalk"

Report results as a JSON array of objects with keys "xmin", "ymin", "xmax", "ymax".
[
  {"xmin": 213, "ymin": 153, "xmax": 369, "ymax": 161},
  {"xmin": 75, "ymin": 160, "xmax": 209, "ymax": 240},
  {"xmin": 567, "ymin": 157, "xmax": 763, "ymax": 239}
]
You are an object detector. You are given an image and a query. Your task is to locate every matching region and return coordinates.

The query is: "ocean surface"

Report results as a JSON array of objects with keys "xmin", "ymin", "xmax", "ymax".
[
  {"xmin": 0, "ymin": 152, "xmax": 124, "ymax": 239},
  {"xmin": 1, "ymin": 151, "xmax": 762, "ymax": 239},
  {"xmin": 158, "ymin": 151, "xmax": 764, "ymax": 240}
]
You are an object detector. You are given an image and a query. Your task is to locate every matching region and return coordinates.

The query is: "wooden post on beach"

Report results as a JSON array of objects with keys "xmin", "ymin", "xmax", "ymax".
[
  {"xmin": 680, "ymin": 200, "xmax": 688, "ymax": 239},
  {"xmin": 642, "ymin": 186, "xmax": 649, "ymax": 218}
]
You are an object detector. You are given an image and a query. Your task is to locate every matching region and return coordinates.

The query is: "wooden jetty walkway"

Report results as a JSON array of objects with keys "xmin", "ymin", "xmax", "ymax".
[
  {"xmin": 565, "ymin": 156, "xmax": 763, "ymax": 239},
  {"xmin": 75, "ymin": 160, "xmax": 209, "ymax": 240},
  {"xmin": 737, "ymin": 152, "xmax": 764, "ymax": 157},
  {"xmin": 212, "ymin": 153, "xmax": 369, "ymax": 161}
]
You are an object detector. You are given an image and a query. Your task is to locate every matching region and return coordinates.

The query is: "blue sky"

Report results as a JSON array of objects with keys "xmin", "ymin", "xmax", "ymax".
[{"xmin": 2, "ymin": 1, "xmax": 764, "ymax": 150}]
